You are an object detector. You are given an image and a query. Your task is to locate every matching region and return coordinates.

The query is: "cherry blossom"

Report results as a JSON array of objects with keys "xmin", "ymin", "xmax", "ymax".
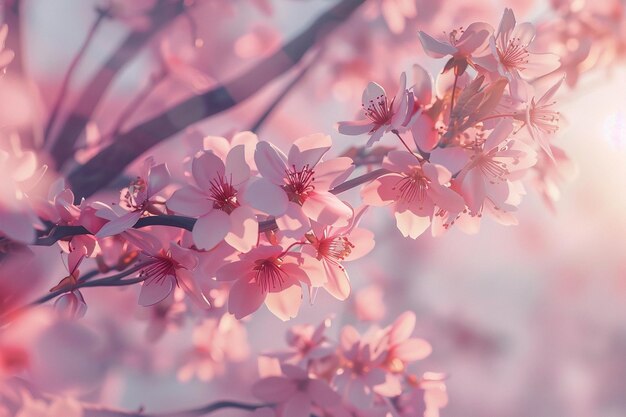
[
  {"xmin": 337, "ymin": 73, "xmax": 412, "ymax": 146},
  {"xmin": 50, "ymin": 248, "xmax": 88, "ymax": 320},
  {"xmin": 361, "ymin": 151, "xmax": 465, "ymax": 238},
  {"xmin": 216, "ymin": 245, "xmax": 325, "ymax": 320},
  {"xmin": 244, "ymin": 134, "xmax": 354, "ymax": 235},
  {"xmin": 167, "ymin": 146, "xmax": 258, "ymax": 252},
  {"xmin": 252, "ymin": 364, "xmax": 341, "ymax": 417}
]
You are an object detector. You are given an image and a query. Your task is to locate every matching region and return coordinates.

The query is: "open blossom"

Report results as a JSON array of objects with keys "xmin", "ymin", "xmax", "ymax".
[
  {"xmin": 488, "ymin": 8, "xmax": 560, "ymax": 100},
  {"xmin": 514, "ymin": 77, "xmax": 564, "ymax": 159},
  {"xmin": 216, "ymin": 245, "xmax": 325, "ymax": 320},
  {"xmin": 378, "ymin": 312, "xmax": 432, "ymax": 373},
  {"xmin": 96, "ymin": 157, "xmax": 170, "ymax": 238},
  {"xmin": 335, "ymin": 325, "xmax": 402, "ymax": 408},
  {"xmin": 167, "ymin": 146, "xmax": 258, "ymax": 252},
  {"xmin": 252, "ymin": 364, "xmax": 341, "ymax": 417},
  {"xmin": 303, "ymin": 208, "xmax": 375, "ymax": 300},
  {"xmin": 453, "ymin": 120, "xmax": 537, "ymax": 215},
  {"xmin": 178, "ymin": 315, "xmax": 249, "ymax": 382},
  {"xmin": 243, "ymin": 134, "xmax": 353, "ymax": 236},
  {"xmin": 337, "ymin": 73, "xmax": 412, "ymax": 146},
  {"xmin": 361, "ymin": 151, "xmax": 465, "ymax": 239},
  {"xmin": 418, "ymin": 23, "xmax": 493, "ymax": 75},
  {"xmin": 125, "ymin": 230, "xmax": 208, "ymax": 308},
  {"xmin": 269, "ymin": 319, "xmax": 335, "ymax": 364}
]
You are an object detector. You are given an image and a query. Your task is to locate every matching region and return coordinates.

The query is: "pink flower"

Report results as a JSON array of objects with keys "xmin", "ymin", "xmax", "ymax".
[
  {"xmin": 216, "ymin": 245, "xmax": 324, "ymax": 320},
  {"xmin": 167, "ymin": 146, "xmax": 258, "ymax": 252},
  {"xmin": 454, "ymin": 120, "xmax": 537, "ymax": 215},
  {"xmin": 488, "ymin": 8, "xmax": 560, "ymax": 100},
  {"xmin": 337, "ymin": 73, "xmax": 412, "ymax": 146},
  {"xmin": 514, "ymin": 77, "xmax": 564, "ymax": 159},
  {"xmin": 252, "ymin": 364, "xmax": 341, "ymax": 417},
  {"xmin": 96, "ymin": 157, "xmax": 170, "ymax": 238},
  {"xmin": 418, "ymin": 22, "xmax": 493, "ymax": 75},
  {"xmin": 269, "ymin": 319, "xmax": 336, "ymax": 364},
  {"xmin": 125, "ymin": 230, "xmax": 208, "ymax": 308},
  {"xmin": 398, "ymin": 373, "xmax": 448, "ymax": 417},
  {"xmin": 378, "ymin": 312, "xmax": 432, "ymax": 373},
  {"xmin": 243, "ymin": 134, "xmax": 354, "ymax": 235},
  {"xmin": 303, "ymin": 208, "xmax": 375, "ymax": 300},
  {"xmin": 178, "ymin": 315, "xmax": 249, "ymax": 382},
  {"xmin": 335, "ymin": 325, "xmax": 402, "ymax": 407},
  {"xmin": 361, "ymin": 151, "xmax": 465, "ymax": 239}
]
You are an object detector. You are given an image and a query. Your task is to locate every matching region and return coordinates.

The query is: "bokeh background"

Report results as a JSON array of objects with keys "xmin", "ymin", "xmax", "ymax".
[{"xmin": 1, "ymin": 0, "xmax": 626, "ymax": 416}]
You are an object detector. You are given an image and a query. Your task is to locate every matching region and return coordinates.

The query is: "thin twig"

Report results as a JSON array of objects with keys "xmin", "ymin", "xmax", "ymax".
[
  {"xmin": 82, "ymin": 401, "xmax": 267, "ymax": 417},
  {"xmin": 44, "ymin": 6, "xmax": 109, "ymax": 142}
]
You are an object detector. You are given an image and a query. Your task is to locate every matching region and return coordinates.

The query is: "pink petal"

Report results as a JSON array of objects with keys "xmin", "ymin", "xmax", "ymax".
[
  {"xmin": 147, "ymin": 163, "xmax": 170, "ymax": 196},
  {"xmin": 344, "ymin": 228, "xmax": 375, "ymax": 261},
  {"xmin": 484, "ymin": 119, "xmax": 514, "ymax": 151},
  {"xmin": 275, "ymin": 202, "xmax": 311, "ymax": 239},
  {"xmin": 308, "ymin": 378, "xmax": 341, "ymax": 408},
  {"xmin": 225, "ymin": 144, "xmax": 251, "ymax": 186},
  {"xmin": 511, "ymin": 21, "xmax": 535, "ymax": 46},
  {"xmin": 252, "ymin": 377, "xmax": 298, "ymax": 402},
  {"xmin": 289, "ymin": 133, "xmax": 331, "ymax": 170},
  {"xmin": 176, "ymin": 268, "xmax": 210, "ymax": 308},
  {"xmin": 394, "ymin": 338, "xmax": 432, "ymax": 361},
  {"xmin": 456, "ymin": 22, "xmax": 492, "ymax": 55},
  {"xmin": 239, "ymin": 177, "xmax": 288, "ymax": 216},
  {"xmin": 282, "ymin": 392, "xmax": 312, "ymax": 417},
  {"xmin": 192, "ymin": 210, "xmax": 230, "ymax": 250},
  {"xmin": 322, "ymin": 261, "xmax": 350, "ymax": 301},
  {"xmin": 225, "ymin": 205, "xmax": 258, "ymax": 252},
  {"xmin": 411, "ymin": 113, "xmax": 439, "ymax": 151},
  {"xmin": 167, "ymin": 186, "xmax": 212, "ymax": 217},
  {"xmin": 458, "ymin": 167, "xmax": 486, "ymax": 213},
  {"xmin": 394, "ymin": 210, "xmax": 431, "ymax": 239},
  {"xmin": 169, "ymin": 243, "xmax": 199, "ymax": 270},
  {"xmin": 390, "ymin": 311, "xmax": 416, "ymax": 343},
  {"xmin": 301, "ymin": 192, "xmax": 352, "ymax": 227},
  {"xmin": 418, "ymin": 31, "xmax": 456, "ymax": 58},
  {"xmin": 139, "ymin": 275, "xmax": 175, "ymax": 306},
  {"xmin": 337, "ymin": 119, "xmax": 375, "ymax": 136},
  {"xmin": 361, "ymin": 82, "xmax": 387, "ymax": 107},
  {"xmin": 192, "ymin": 151, "xmax": 225, "ymax": 190},
  {"xmin": 255, "ymin": 141, "xmax": 288, "ymax": 185},
  {"xmin": 265, "ymin": 284, "xmax": 302, "ymax": 321},
  {"xmin": 228, "ymin": 279, "xmax": 266, "ymax": 319},
  {"xmin": 216, "ymin": 260, "xmax": 252, "ymax": 282},
  {"xmin": 412, "ymin": 64, "xmax": 433, "ymax": 105},
  {"xmin": 361, "ymin": 173, "xmax": 403, "ymax": 206},
  {"xmin": 314, "ymin": 157, "xmax": 355, "ymax": 190},
  {"xmin": 496, "ymin": 8, "xmax": 516, "ymax": 47},
  {"xmin": 95, "ymin": 210, "xmax": 142, "ymax": 238}
]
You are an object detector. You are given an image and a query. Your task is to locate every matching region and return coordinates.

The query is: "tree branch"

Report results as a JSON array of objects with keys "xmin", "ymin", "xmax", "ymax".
[
  {"xmin": 66, "ymin": 0, "xmax": 366, "ymax": 201},
  {"xmin": 27, "ymin": 168, "xmax": 388, "ymax": 247},
  {"xmin": 48, "ymin": 0, "xmax": 187, "ymax": 168},
  {"xmin": 83, "ymin": 400, "xmax": 266, "ymax": 417}
]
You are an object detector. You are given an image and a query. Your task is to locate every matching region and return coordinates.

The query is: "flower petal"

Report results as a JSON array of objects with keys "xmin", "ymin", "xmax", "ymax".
[
  {"xmin": 192, "ymin": 210, "xmax": 230, "ymax": 250},
  {"xmin": 418, "ymin": 31, "xmax": 457, "ymax": 58},
  {"xmin": 139, "ymin": 275, "xmax": 175, "ymax": 306},
  {"xmin": 288, "ymin": 133, "xmax": 331, "ymax": 170},
  {"xmin": 239, "ymin": 177, "xmax": 288, "ymax": 216},
  {"xmin": 167, "ymin": 186, "xmax": 212, "ymax": 217},
  {"xmin": 192, "ymin": 151, "xmax": 225, "ymax": 190},
  {"xmin": 301, "ymin": 192, "xmax": 352, "ymax": 227},
  {"xmin": 265, "ymin": 284, "xmax": 302, "ymax": 321},
  {"xmin": 225, "ymin": 205, "xmax": 258, "ymax": 252},
  {"xmin": 255, "ymin": 141, "xmax": 288, "ymax": 185},
  {"xmin": 228, "ymin": 279, "xmax": 265, "ymax": 319}
]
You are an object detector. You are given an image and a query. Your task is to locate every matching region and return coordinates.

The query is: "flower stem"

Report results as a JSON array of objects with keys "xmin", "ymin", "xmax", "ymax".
[
  {"xmin": 82, "ymin": 401, "xmax": 270, "ymax": 417},
  {"xmin": 392, "ymin": 130, "xmax": 423, "ymax": 162}
]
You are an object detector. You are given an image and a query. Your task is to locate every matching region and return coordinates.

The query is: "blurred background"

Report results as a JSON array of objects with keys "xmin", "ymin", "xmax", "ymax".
[{"xmin": 1, "ymin": 0, "xmax": 626, "ymax": 416}]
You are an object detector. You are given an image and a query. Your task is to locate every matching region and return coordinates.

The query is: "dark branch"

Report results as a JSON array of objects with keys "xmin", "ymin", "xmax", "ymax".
[
  {"xmin": 67, "ymin": 0, "xmax": 365, "ymax": 201},
  {"xmin": 49, "ymin": 0, "xmax": 187, "ymax": 168}
]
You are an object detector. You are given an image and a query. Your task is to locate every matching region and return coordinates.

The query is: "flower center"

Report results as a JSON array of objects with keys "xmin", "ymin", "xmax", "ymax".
[
  {"xmin": 284, "ymin": 165, "xmax": 315, "ymax": 204},
  {"xmin": 497, "ymin": 38, "xmax": 529, "ymax": 71},
  {"xmin": 529, "ymin": 100, "xmax": 559, "ymax": 134},
  {"xmin": 318, "ymin": 236, "xmax": 354, "ymax": 264},
  {"xmin": 253, "ymin": 258, "xmax": 286, "ymax": 293},
  {"xmin": 142, "ymin": 255, "xmax": 177, "ymax": 284},
  {"xmin": 209, "ymin": 174, "xmax": 239, "ymax": 214},
  {"xmin": 394, "ymin": 168, "xmax": 430, "ymax": 206},
  {"xmin": 363, "ymin": 94, "xmax": 394, "ymax": 126},
  {"xmin": 475, "ymin": 151, "xmax": 510, "ymax": 183},
  {"xmin": 123, "ymin": 176, "xmax": 147, "ymax": 211}
]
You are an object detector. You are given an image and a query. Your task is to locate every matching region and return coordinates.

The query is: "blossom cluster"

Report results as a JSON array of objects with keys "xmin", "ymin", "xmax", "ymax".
[
  {"xmin": 251, "ymin": 313, "xmax": 447, "ymax": 417},
  {"xmin": 339, "ymin": 8, "xmax": 573, "ymax": 238}
]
